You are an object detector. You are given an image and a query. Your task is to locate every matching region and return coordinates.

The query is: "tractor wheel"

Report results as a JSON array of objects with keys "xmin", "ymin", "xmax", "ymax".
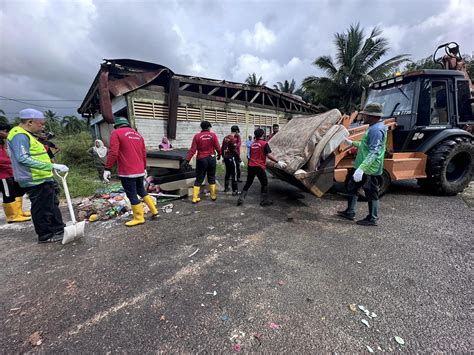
[
  {"xmin": 418, "ymin": 137, "xmax": 474, "ymax": 195},
  {"xmin": 343, "ymin": 169, "xmax": 391, "ymax": 200}
]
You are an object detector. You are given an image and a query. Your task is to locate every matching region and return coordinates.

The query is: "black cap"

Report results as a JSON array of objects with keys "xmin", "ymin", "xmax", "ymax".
[{"xmin": 200, "ymin": 120, "xmax": 212, "ymax": 130}]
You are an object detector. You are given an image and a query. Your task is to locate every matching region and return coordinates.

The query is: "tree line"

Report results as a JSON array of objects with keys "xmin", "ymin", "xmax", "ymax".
[
  {"xmin": 245, "ymin": 23, "xmax": 473, "ymax": 114},
  {"xmin": 0, "ymin": 109, "xmax": 88, "ymax": 136}
]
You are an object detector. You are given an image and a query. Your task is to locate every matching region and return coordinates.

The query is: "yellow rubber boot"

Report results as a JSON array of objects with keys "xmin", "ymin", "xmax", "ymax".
[
  {"xmin": 3, "ymin": 202, "xmax": 31, "ymax": 223},
  {"xmin": 210, "ymin": 184, "xmax": 217, "ymax": 201},
  {"xmin": 192, "ymin": 186, "xmax": 201, "ymax": 204},
  {"xmin": 16, "ymin": 197, "xmax": 31, "ymax": 217},
  {"xmin": 143, "ymin": 195, "xmax": 159, "ymax": 218},
  {"xmin": 125, "ymin": 203, "xmax": 145, "ymax": 227}
]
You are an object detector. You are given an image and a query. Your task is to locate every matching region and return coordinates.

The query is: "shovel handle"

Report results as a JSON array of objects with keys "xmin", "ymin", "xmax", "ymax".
[{"xmin": 54, "ymin": 169, "xmax": 76, "ymax": 224}]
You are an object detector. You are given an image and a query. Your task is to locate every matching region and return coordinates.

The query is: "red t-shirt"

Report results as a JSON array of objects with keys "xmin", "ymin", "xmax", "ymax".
[
  {"xmin": 248, "ymin": 138, "xmax": 271, "ymax": 170},
  {"xmin": 105, "ymin": 127, "xmax": 147, "ymax": 177},
  {"xmin": 0, "ymin": 143, "xmax": 13, "ymax": 179},
  {"xmin": 186, "ymin": 130, "xmax": 221, "ymax": 161}
]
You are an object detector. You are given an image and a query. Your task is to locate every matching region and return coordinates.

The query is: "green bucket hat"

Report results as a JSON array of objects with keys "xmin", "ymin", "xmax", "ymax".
[
  {"xmin": 360, "ymin": 102, "xmax": 384, "ymax": 117},
  {"xmin": 113, "ymin": 116, "xmax": 130, "ymax": 128}
]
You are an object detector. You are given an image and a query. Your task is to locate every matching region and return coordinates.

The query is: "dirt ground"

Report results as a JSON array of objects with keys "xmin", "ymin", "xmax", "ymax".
[{"xmin": 0, "ymin": 176, "xmax": 472, "ymax": 352}]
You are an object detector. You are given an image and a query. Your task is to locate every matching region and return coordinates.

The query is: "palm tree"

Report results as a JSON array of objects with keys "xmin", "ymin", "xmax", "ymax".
[
  {"xmin": 245, "ymin": 73, "xmax": 267, "ymax": 86},
  {"xmin": 62, "ymin": 115, "xmax": 87, "ymax": 135},
  {"xmin": 273, "ymin": 79, "xmax": 296, "ymax": 94},
  {"xmin": 0, "ymin": 109, "xmax": 8, "ymax": 124},
  {"xmin": 303, "ymin": 23, "xmax": 410, "ymax": 113},
  {"xmin": 43, "ymin": 109, "xmax": 62, "ymax": 133}
]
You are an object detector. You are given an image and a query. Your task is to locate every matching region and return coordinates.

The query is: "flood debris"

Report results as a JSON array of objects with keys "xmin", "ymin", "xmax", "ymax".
[
  {"xmin": 361, "ymin": 319, "xmax": 370, "ymax": 327},
  {"xmin": 188, "ymin": 248, "xmax": 199, "ymax": 258},
  {"xmin": 161, "ymin": 203, "xmax": 173, "ymax": 213},
  {"xmin": 394, "ymin": 336, "xmax": 405, "ymax": 345},
  {"xmin": 29, "ymin": 331, "xmax": 42, "ymax": 346},
  {"xmin": 348, "ymin": 304, "xmax": 357, "ymax": 312},
  {"xmin": 269, "ymin": 322, "xmax": 280, "ymax": 329},
  {"xmin": 205, "ymin": 291, "xmax": 217, "ymax": 296},
  {"xmin": 366, "ymin": 345, "xmax": 374, "ymax": 353}
]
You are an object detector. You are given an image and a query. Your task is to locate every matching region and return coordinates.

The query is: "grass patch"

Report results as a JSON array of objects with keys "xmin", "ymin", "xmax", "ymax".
[{"xmin": 55, "ymin": 166, "xmax": 103, "ymax": 199}]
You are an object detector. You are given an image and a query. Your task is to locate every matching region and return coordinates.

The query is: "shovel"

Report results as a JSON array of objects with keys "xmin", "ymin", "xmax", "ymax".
[{"xmin": 54, "ymin": 170, "xmax": 85, "ymax": 244}]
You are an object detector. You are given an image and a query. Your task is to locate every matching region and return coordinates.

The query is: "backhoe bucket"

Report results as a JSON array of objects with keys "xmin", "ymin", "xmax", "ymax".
[{"xmin": 294, "ymin": 155, "xmax": 336, "ymax": 197}]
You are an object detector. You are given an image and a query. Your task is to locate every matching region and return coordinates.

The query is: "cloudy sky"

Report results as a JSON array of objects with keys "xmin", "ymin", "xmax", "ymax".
[{"xmin": 0, "ymin": 0, "xmax": 472, "ymax": 119}]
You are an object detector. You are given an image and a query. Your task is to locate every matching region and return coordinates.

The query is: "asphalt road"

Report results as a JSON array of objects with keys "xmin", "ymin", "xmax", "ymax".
[{"xmin": 1, "ymin": 177, "xmax": 472, "ymax": 353}]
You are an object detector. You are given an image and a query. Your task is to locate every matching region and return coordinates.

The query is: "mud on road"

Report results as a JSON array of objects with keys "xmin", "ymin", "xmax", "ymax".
[{"xmin": 1, "ymin": 178, "xmax": 472, "ymax": 352}]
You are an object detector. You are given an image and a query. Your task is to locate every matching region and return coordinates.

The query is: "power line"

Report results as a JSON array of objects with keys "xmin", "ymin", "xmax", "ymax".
[
  {"xmin": 0, "ymin": 95, "xmax": 78, "ymax": 109},
  {"xmin": 0, "ymin": 98, "xmax": 82, "ymax": 101}
]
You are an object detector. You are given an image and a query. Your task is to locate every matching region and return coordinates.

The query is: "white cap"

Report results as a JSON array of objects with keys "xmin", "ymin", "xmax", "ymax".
[{"xmin": 19, "ymin": 108, "xmax": 45, "ymax": 120}]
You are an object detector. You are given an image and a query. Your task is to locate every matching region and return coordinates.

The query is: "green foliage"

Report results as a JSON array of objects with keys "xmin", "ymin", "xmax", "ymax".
[
  {"xmin": 245, "ymin": 73, "xmax": 267, "ymax": 86},
  {"xmin": 55, "ymin": 166, "xmax": 103, "ymax": 199},
  {"xmin": 404, "ymin": 56, "xmax": 440, "ymax": 71},
  {"xmin": 273, "ymin": 79, "xmax": 296, "ymax": 94},
  {"xmin": 0, "ymin": 109, "xmax": 7, "ymax": 124},
  {"xmin": 303, "ymin": 23, "xmax": 410, "ymax": 113}
]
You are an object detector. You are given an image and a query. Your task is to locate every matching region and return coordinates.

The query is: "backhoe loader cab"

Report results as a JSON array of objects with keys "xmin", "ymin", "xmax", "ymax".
[{"xmin": 353, "ymin": 69, "xmax": 473, "ymax": 195}]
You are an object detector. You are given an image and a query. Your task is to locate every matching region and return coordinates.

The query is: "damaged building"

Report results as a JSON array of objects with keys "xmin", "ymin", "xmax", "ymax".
[{"xmin": 78, "ymin": 59, "xmax": 323, "ymax": 149}]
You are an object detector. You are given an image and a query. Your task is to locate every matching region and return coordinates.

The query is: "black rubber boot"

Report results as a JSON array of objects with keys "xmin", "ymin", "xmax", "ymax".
[
  {"xmin": 260, "ymin": 193, "xmax": 273, "ymax": 206},
  {"xmin": 223, "ymin": 179, "xmax": 230, "ymax": 193},
  {"xmin": 337, "ymin": 196, "xmax": 357, "ymax": 220},
  {"xmin": 356, "ymin": 200, "xmax": 379, "ymax": 226},
  {"xmin": 237, "ymin": 191, "xmax": 247, "ymax": 206}
]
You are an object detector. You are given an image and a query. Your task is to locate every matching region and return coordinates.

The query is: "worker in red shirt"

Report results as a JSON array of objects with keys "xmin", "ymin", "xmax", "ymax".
[
  {"xmin": 237, "ymin": 128, "xmax": 286, "ymax": 206},
  {"xmin": 267, "ymin": 123, "xmax": 279, "ymax": 141},
  {"xmin": 221, "ymin": 132, "xmax": 241, "ymax": 195},
  {"xmin": 231, "ymin": 125, "xmax": 243, "ymax": 182},
  {"xmin": 0, "ymin": 122, "xmax": 31, "ymax": 223},
  {"xmin": 103, "ymin": 117, "xmax": 158, "ymax": 226},
  {"xmin": 185, "ymin": 121, "xmax": 221, "ymax": 203}
]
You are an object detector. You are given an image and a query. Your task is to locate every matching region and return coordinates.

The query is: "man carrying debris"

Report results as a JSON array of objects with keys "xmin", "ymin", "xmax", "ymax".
[
  {"xmin": 221, "ymin": 130, "xmax": 240, "ymax": 195},
  {"xmin": 103, "ymin": 117, "xmax": 158, "ymax": 227},
  {"xmin": 237, "ymin": 128, "xmax": 286, "ymax": 206},
  {"xmin": 337, "ymin": 102, "xmax": 387, "ymax": 226},
  {"xmin": 185, "ymin": 120, "xmax": 221, "ymax": 203},
  {"xmin": 0, "ymin": 122, "xmax": 31, "ymax": 223},
  {"xmin": 7, "ymin": 109, "xmax": 68, "ymax": 242}
]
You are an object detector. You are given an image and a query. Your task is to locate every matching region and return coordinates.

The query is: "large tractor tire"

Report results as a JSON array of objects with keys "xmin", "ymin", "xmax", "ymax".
[{"xmin": 418, "ymin": 137, "xmax": 473, "ymax": 195}]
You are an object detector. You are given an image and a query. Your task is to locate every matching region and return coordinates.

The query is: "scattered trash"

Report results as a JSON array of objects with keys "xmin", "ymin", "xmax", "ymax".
[
  {"xmin": 88, "ymin": 214, "xmax": 98, "ymax": 222},
  {"xmin": 161, "ymin": 203, "xmax": 174, "ymax": 213},
  {"xmin": 287, "ymin": 217, "xmax": 294, "ymax": 222},
  {"xmin": 366, "ymin": 345, "xmax": 374, "ymax": 353},
  {"xmin": 233, "ymin": 343, "xmax": 241, "ymax": 352},
  {"xmin": 356, "ymin": 261, "xmax": 362, "ymax": 264},
  {"xmin": 188, "ymin": 248, "xmax": 199, "ymax": 258},
  {"xmin": 176, "ymin": 211, "xmax": 180, "ymax": 214},
  {"xmin": 370, "ymin": 312, "xmax": 377, "ymax": 318},
  {"xmin": 240, "ymin": 212, "xmax": 245, "ymax": 216},
  {"xmin": 9, "ymin": 307, "xmax": 21, "ymax": 311},
  {"xmin": 361, "ymin": 319, "xmax": 370, "ymax": 327},
  {"xmin": 160, "ymin": 315, "xmax": 166, "ymax": 321},
  {"xmin": 358, "ymin": 305, "xmax": 366, "ymax": 311},
  {"xmin": 269, "ymin": 322, "xmax": 280, "ymax": 329},
  {"xmin": 253, "ymin": 333, "xmax": 263, "ymax": 341},
  {"xmin": 206, "ymin": 291, "xmax": 217, "ymax": 296},
  {"xmin": 277, "ymin": 280, "xmax": 285, "ymax": 286},
  {"xmin": 221, "ymin": 315, "xmax": 230, "ymax": 321},
  {"xmin": 201, "ymin": 303, "xmax": 205, "ymax": 307},
  {"xmin": 208, "ymin": 226, "xmax": 215, "ymax": 230},
  {"xmin": 377, "ymin": 346, "xmax": 383, "ymax": 351},
  {"xmin": 306, "ymin": 298, "xmax": 314, "ymax": 303},
  {"xmin": 394, "ymin": 336, "xmax": 405, "ymax": 345},
  {"xmin": 257, "ymin": 277, "xmax": 262, "ymax": 280},
  {"xmin": 348, "ymin": 304, "xmax": 357, "ymax": 312},
  {"xmin": 29, "ymin": 331, "xmax": 42, "ymax": 346}
]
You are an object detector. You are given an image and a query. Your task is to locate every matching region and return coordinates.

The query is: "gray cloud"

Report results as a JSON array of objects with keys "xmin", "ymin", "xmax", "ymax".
[{"xmin": 0, "ymin": 0, "xmax": 472, "ymax": 118}]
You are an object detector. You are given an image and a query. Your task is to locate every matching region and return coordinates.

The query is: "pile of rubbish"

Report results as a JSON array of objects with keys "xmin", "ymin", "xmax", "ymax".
[{"xmin": 75, "ymin": 183, "xmax": 132, "ymax": 222}]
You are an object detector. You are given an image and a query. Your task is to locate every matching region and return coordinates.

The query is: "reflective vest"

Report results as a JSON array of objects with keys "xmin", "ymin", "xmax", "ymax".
[{"xmin": 7, "ymin": 126, "xmax": 53, "ymax": 182}]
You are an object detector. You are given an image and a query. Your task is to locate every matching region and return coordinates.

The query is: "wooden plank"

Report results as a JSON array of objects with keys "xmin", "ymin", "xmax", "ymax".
[
  {"xmin": 208, "ymin": 87, "xmax": 220, "ymax": 96},
  {"xmin": 250, "ymin": 92, "xmax": 260, "ymax": 103},
  {"xmin": 179, "ymin": 83, "xmax": 191, "ymax": 90},
  {"xmin": 159, "ymin": 178, "xmax": 195, "ymax": 191},
  {"xmin": 147, "ymin": 157, "xmax": 181, "ymax": 169},
  {"xmin": 231, "ymin": 90, "xmax": 242, "ymax": 100}
]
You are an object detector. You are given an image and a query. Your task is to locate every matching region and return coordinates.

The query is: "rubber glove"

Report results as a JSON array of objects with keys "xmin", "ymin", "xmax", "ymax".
[
  {"xmin": 353, "ymin": 168, "xmax": 364, "ymax": 182},
  {"xmin": 240, "ymin": 161, "xmax": 244, "ymax": 167},
  {"xmin": 144, "ymin": 169, "xmax": 148, "ymax": 179},
  {"xmin": 184, "ymin": 161, "xmax": 192, "ymax": 169},
  {"xmin": 217, "ymin": 154, "xmax": 221, "ymax": 161},
  {"xmin": 103, "ymin": 170, "xmax": 111, "ymax": 183},
  {"xmin": 52, "ymin": 163, "xmax": 69, "ymax": 172},
  {"xmin": 344, "ymin": 137, "xmax": 353, "ymax": 146},
  {"xmin": 276, "ymin": 160, "xmax": 287, "ymax": 169}
]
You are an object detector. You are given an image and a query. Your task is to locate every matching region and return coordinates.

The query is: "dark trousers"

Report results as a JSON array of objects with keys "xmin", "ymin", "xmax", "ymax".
[
  {"xmin": 242, "ymin": 166, "xmax": 268, "ymax": 193},
  {"xmin": 194, "ymin": 156, "xmax": 217, "ymax": 186},
  {"xmin": 25, "ymin": 181, "xmax": 64, "ymax": 241},
  {"xmin": 236, "ymin": 162, "xmax": 241, "ymax": 180},
  {"xmin": 120, "ymin": 176, "xmax": 147, "ymax": 205},
  {"xmin": 97, "ymin": 166, "xmax": 105, "ymax": 181},
  {"xmin": 347, "ymin": 173, "xmax": 379, "ymax": 201},
  {"xmin": 224, "ymin": 157, "xmax": 238, "ymax": 192},
  {"xmin": 1, "ymin": 177, "xmax": 25, "ymax": 203}
]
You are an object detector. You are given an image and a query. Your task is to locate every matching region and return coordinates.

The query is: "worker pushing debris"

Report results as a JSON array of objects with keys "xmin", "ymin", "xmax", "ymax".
[{"xmin": 103, "ymin": 116, "xmax": 158, "ymax": 227}]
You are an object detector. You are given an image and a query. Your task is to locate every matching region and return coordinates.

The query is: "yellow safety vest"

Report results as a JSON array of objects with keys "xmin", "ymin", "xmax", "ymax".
[{"xmin": 7, "ymin": 126, "xmax": 53, "ymax": 182}]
